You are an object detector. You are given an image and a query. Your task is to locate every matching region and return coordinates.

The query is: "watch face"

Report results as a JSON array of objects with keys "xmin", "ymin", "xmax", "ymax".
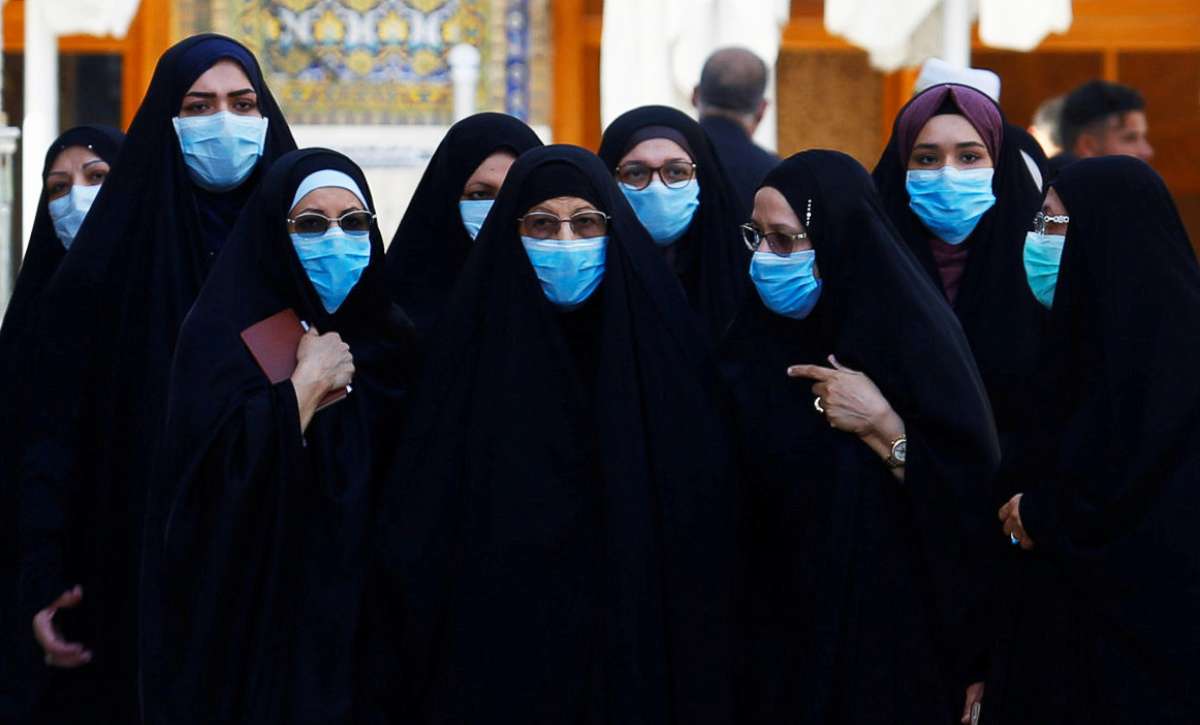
[{"xmin": 894, "ymin": 439, "xmax": 907, "ymax": 463}]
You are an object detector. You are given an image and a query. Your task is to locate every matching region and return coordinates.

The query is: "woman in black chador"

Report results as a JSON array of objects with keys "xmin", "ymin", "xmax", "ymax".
[
  {"xmin": 17, "ymin": 35, "xmax": 295, "ymax": 723},
  {"xmin": 367, "ymin": 145, "xmax": 739, "ymax": 724},
  {"xmin": 721, "ymin": 150, "xmax": 1000, "ymax": 724},
  {"xmin": 998, "ymin": 157, "xmax": 1200, "ymax": 725},
  {"xmin": 140, "ymin": 148, "xmax": 415, "ymax": 724},
  {"xmin": 872, "ymin": 84, "xmax": 1048, "ymax": 716},
  {"xmin": 0, "ymin": 124, "xmax": 122, "ymax": 722},
  {"xmin": 598, "ymin": 105, "xmax": 749, "ymax": 341},
  {"xmin": 385, "ymin": 112, "xmax": 541, "ymax": 341}
]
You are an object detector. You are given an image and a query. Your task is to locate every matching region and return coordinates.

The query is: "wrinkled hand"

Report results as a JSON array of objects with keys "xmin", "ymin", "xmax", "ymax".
[
  {"xmin": 33, "ymin": 586, "xmax": 92, "ymax": 668},
  {"xmin": 787, "ymin": 355, "xmax": 892, "ymax": 436},
  {"xmin": 999, "ymin": 494, "xmax": 1035, "ymax": 550},
  {"xmin": 293, "ymin": 327, "xmax": 354, "ymax": 395},
  {"xmin": 961, "ymin": 681, "xmax": 985, "ymax": 724},
  {"xmin": 291, "ymin": 327, "xmax": 354, "ymax": 432}
]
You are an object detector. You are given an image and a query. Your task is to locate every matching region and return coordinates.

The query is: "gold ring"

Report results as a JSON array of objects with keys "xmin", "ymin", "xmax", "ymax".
[{"xmin": 814, "ymin": 396, "xmax": 825, "ymax": 414}]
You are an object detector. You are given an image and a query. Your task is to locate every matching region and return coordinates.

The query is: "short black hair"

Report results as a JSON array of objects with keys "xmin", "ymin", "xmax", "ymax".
[
  {"xmin": 697, "ymin": 47, "xmax": 768, "ymax": 115},
  {"xmin": 1060, "ymin": 80, "xmax": 1145, "ymax": 151}
]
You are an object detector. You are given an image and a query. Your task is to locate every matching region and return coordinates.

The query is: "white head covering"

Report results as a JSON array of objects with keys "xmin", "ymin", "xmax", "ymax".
[
  {"xmin": 914, "ymin": 58, "xmax": 1001, "ymax": 102},
  {"xmin": 290, "ymin": 169, "xmax": 369, "ymax": 211}
]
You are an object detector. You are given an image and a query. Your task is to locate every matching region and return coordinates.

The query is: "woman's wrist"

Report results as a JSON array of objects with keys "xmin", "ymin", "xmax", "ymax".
[{"xmin": 863, "ymin": 409, "xmax": 905, "ymax": 454}]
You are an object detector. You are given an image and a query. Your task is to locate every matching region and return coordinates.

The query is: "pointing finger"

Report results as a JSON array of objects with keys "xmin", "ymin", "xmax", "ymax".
[{"xmin": 787, "ymin": 364, "xmax": 836, "ymax": 382}]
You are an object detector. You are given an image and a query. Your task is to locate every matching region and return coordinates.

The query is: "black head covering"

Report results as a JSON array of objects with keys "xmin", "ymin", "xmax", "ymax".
[
  {"xmin": 721, "ymin": 151, "xmax": 1000, "ymax": 722},
  {"xmin": 872, "ymin": 84, "xmax": 1045, "ymax": 503},
  {"xmin": 598, "ymin": 105, "xmax": 750, "ymax": 341},
  {"xmin": 17, "ymin": 34, "xmax": 295, "ymax": 723},
  {"xmin": 385, "ymin": 112, "xmax": 541, "ymax": 341},
  {"xmin": 0, "ymin": 125, "xmax": 122, "ymax": 721},
  {"xmin": 139, "ymin": 148, "xmax": 414, "ymax": 724},
  {"xmin": 1014, "ymin": 157, "xmax": 1200, "ymax": 724},
  {"xmin": 367, "ymin": 145, "xmax": 739, "ymax": 724}
]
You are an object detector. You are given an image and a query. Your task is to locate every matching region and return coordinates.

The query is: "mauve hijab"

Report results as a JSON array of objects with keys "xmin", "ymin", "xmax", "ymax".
[{"xmin": 895, "ymin": 84, "xmax": 1003, "ymax": 163}]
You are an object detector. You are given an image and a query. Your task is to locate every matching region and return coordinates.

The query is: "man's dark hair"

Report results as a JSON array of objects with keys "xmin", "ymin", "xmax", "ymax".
[
  {"xmin": 697, "ymin": 47, "xmax": 768, "ymax": 116},
  {"xmin": 1060, "ymin": 80, "xmax": 1145, "ymax": 152}
]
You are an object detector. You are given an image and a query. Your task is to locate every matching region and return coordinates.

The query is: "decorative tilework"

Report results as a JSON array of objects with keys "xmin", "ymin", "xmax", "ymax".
[{"xmin": 176, "ymin": 0, "xmax": 546, "ymax": 126}]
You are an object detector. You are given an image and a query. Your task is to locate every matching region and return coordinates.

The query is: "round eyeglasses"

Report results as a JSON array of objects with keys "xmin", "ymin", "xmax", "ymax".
[
  {"xmin": 518, "ymin": 211, "xmax": 611, "ymax": 239},
  {"xmin": 288, "ymin": 210, "xmax": 375, "ymax": 237},
  {"xmin": 1032, "ymin": 210, "xmax": 1070, "ymax": 235},
  {"xmin": 741, "ymin": 223, "xmax": 809, "ymax": 256},
  {"xmin": 614, "ymin": 161, "xmax": 697, "ymax": 190}
]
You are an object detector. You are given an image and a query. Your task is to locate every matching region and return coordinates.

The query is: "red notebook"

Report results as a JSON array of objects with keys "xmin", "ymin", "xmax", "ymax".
[{"xmin": 240, "ymin": 308, "xmax": 348, "ymax": 412}]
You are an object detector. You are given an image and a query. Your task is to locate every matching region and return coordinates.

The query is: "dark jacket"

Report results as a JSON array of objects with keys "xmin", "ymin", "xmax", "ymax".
[{"xmin": 699, "ymin": 115, "xmax": 779, "ymax": 212}]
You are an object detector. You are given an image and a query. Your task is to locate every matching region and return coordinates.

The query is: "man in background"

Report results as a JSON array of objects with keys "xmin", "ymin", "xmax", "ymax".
[
  {"xmin": 1029, "ymin": 95, "xmax": 1064, "ymax": 158},
  {"xmin": 693, "ymin": 47, "xmax": 779, "ymax": 211},
  {"xmin": 1060, "ymin": 80, "xmax": 1154, "ymax": 164}
]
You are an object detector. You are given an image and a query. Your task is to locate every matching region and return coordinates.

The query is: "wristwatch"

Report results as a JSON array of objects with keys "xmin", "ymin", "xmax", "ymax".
[{"xmin": 886, "ymin": 434, "xmax": 907, "ymax": 469}]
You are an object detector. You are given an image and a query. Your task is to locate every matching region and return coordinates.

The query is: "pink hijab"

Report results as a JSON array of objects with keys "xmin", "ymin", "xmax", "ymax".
[{"xmin": 895, "ymin": 83, "xmax": 1003, "ymax": 165}]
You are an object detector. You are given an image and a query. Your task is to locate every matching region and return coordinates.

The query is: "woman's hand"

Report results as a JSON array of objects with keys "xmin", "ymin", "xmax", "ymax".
[
  {"xmin": 961, "ymin": 681, "xmax": 985, "ymax": 724},
  {"xmin": 788, "ymin": 355, "xmax": 893, "ymax": 436},
  {"xmin": 291, "ymin": 327, "xmax": 354, "ymax": 432},
  {"xmin": 788, "ymin": 355, "xmax": 906, "ymax": 478},
  {"xmin": 33, "ymin": 585, "xmax": 92, "ymax": 668},
  {"xmin": 999, "ymin": 493, "xmax": 1035, "ymax": 550}
]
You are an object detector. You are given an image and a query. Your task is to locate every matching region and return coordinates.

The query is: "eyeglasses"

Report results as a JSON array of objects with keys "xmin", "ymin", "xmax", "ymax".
[
  {"xmin": 614, "ymin": 161, "xmax": 697, "ymax": 190},
  {"xmin": 518, "ymin": 211, "xmax": 610, "ymax": 239},
  {"xmin": 741, "ymin": 223, "xmax": 809, "ymax": 256},
  {"xmin": 1032, "ymin": 211, "xmax": 1070, "ymax": 235},
  {"xmin": 288, "ymin": 211, "xmax": 376, "ymax": 237}
]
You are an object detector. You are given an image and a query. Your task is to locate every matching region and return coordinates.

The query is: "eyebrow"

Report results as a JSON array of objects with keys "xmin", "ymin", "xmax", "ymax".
[
  {"xmin": 623, "ymin": 157, "xmax": 691, "ymax": 165},
  {"xmin": 912, "ymin": 141, "xmax": 986, "ymax": 150},
  {"xmin": 82, "ymin": 160, "xmax": 107, "ymax": 169},
  {"xmin": 184, "ymin": 88, "xmax": 256, "ymax": 99},
  {"xmin": 45, "ymin": 170, "xmax": 70, "ymax": 178}
]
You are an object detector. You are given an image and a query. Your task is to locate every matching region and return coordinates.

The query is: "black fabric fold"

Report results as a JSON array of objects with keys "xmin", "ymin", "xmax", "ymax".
[
  {"xmin": 720, "ymin": 150, "xmax": 1000, "ymax": 724},
  {"xmin": 599, "ymin": 105, "xmax": 750, "ymax": 341},
  {"xmin": 367, "ymin": 144, "xmax": 739, "ymax": 724},
  {"xmin": 384, "ymin": 112, "xmax": 541, "ymax": 341},
  {"xmin": 17, "ymin": 34, "xmax": 295, "ymax": 723},
  {"xmin": 140, "ymin": 148, "xmax": 415, "ymax": 724}
]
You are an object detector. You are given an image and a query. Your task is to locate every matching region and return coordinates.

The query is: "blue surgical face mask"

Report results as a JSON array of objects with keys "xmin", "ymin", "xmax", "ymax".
[
  {"xmin": 905, "ymin": 166, "xmax": 996, "ymax": 244},
  {"xmin": 749, "ymin": 249, "xmax": 822, "ymax": 320},
  {"xmin": 621, "ymin": 179, "xmax": 700, "ymax": 246},
  {"xmin": 459, "ymin": 199, "xmax": 494, "ymax": 240},
  {"xmin": 173, "ymin": 112, "xmax": 268, "ymax": 192},
  {"xmin": 521, "ymin": 236, "xmax": 607, "ymax": 310},
  {"xmin": 291, "ymin": 229, "xmax": 372, "ymax": 313},
  {"xmin": 47, "ymin": 183, "xmax": 102, "ymax": 249},
  {"xmin": 1023, "ymin": 230, "xmax": 1065, "ymax": 308}
]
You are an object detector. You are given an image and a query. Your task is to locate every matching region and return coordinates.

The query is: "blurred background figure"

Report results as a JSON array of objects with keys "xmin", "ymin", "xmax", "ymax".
[
  {"xmin": 1029, "ymin": 95, "xmax": 1064, "ymax": 158},
  {"xmin": 1060, "ymin": 79, "xmax": 1154, "ymax": 163},
  {"xmin": 692, "ymin": 47, "xmax": 780, "ymax": 210}
]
